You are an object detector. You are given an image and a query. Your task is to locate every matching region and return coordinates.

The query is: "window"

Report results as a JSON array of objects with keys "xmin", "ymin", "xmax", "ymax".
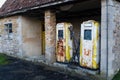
[
  {"xmin": 4, "ymin": 23, "xmax": 12, "ymax": 34},
  {"xmin": 4, "ymin": 23, "xmax": 13, "ymax": 39},
  {"xmin": 58, "ymin": 30, "xmax": 63, "ymax": 39},
  {"xmin": 84, "ymin": 30, "xmax": 92, "ymax": 40}
]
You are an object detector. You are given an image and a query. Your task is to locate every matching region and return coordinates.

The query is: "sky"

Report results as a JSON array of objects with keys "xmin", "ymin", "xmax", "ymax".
[{"xmin": 0, "ymin": 0, "xmax": 6, "ymax": 7}]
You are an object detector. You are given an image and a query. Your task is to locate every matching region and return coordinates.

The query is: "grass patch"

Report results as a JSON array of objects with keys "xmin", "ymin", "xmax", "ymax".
[
  {"xmin": 113, "ymin": 70, "xmax": 120, "ymax": 80},
  {"xmin": 0, "ymin": 53, "xmax": 9, "ymax": 65}
]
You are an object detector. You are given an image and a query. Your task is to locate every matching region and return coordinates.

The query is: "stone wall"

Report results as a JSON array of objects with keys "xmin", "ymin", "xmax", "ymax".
[
  {"xmin": 0, "ymin": 16, "xmax": 22, "ymax": 57},
  {"xmin": 102, "ymin": 0, "xmax": 120, "ymax": 79},
  {"xmin": 112, "ymin": 0, "xmax": 120, "ymax": 75},
  {"xmin": 0, "ymin": 16, "xmax": 43, "ymax": 60}
]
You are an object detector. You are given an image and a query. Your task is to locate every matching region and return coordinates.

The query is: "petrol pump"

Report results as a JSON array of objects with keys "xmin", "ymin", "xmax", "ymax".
[
  {"xmin": 80, "ymin": 20, "xmax": 100, "ymax": 69},
  {"xmin": 56, "ymin": 23, "xmax": 73, "ymax": 63}
]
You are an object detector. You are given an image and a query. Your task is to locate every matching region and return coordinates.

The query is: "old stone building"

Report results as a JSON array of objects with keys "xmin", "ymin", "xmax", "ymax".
[{"xmin": 0, "ymin": 0, "xmax": 120, "ymax": 80}]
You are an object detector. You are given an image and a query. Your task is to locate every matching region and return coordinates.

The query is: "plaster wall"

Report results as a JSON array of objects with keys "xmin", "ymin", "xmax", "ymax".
[{"xmin": 21, "ymin": 16, "xmax": 42, "ymax": 58}]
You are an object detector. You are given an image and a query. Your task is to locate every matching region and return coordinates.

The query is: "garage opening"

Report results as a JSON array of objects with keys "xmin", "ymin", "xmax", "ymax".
[
  {"xmin": 56, "ymin": 0, "xmax": 101, "ymax": 70},
  {"xmin": 21, "ymin": 0, "xmax": 101, "ymax": 70}
]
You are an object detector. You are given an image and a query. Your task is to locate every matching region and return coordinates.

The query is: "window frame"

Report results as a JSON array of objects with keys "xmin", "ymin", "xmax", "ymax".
[{"xmin": 4, "ymin": 22, "xmax": 13, "ymax": 39}]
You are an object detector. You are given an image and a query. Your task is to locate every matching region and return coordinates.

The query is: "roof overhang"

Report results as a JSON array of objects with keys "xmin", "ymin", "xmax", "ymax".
[{"xmin": 0, "ymin": 0, "xmax": 78, "ymax": 18}]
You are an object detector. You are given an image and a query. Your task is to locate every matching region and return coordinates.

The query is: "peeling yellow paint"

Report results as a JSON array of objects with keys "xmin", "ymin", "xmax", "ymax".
[
  {"xmin": 56, "ymin": 23, "xmax": 73, "ymax": 62},
  {"xmin": 80, "ymin": 20, "xmax": 99, "ymax": 69}
]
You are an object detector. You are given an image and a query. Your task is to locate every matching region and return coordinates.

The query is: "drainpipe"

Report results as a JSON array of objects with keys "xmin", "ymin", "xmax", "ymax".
[{"xmin": 106, "ymin": 0, "xmax": 109, "ymax": 80}]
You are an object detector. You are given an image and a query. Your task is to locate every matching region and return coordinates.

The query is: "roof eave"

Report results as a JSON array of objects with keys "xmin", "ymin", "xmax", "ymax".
[{"xmin": 0, "ymin": 0, "xmax": 76, "ymax": 18}]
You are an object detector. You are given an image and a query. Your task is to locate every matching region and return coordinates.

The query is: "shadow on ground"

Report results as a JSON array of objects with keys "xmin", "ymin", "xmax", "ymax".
[{"xmin": 0, "ymin": 55, "xmax": 87, "ymax": 80}]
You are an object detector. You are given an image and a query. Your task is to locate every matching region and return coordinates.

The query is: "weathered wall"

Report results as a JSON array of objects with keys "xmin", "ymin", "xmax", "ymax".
[
  {"xmin": 0, "ymin": 15, "xmax": 44, "ymax": 61},
  {"xmin": 112, "ymin": 0, "xmax": 120, "ymax": 76},
  {"xmin": 21, "ymin": 16, "xmax": 42, "ymax": 58},
  {"xmin": 101, "ymin": 0, "xmax": 120, "ymax": 79},
  {"xmin": 0, "ymin": 16, "xmax": 22, "ymax": 57},
  {"xmin": 45, "ymin": 10, "xmax": 56, "ymax": 63},
  {"xmin": 101, "ymin": 0, "xmax": 108, "ymax": 79}
]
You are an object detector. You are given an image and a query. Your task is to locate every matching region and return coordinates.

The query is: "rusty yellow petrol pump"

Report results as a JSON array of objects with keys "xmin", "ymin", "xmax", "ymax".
[
  {"xmin": 80, "ymin": 20, "xmax": 100, "ymax": 69},
  {"xmin": 56, "ymin": 23, "xmax": 73, "ymax": 63}
]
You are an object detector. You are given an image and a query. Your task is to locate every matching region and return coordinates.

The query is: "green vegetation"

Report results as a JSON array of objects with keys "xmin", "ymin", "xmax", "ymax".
[
  {"xmin": 113, "ymin": 70, "xmax": 120, "ymax": 80},
  {"xmin": 0, "ymin": 53, "xmax": 9, "ymax": 65}
]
